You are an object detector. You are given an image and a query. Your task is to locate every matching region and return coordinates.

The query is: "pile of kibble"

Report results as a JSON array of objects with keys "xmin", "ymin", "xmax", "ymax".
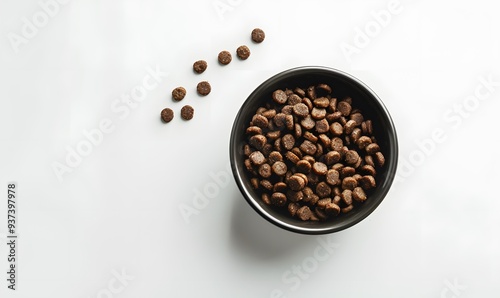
[
  {"xmin": 243, "ymin": 84, "xmax": 385, "ymax": 222},
  {"xmin": 160, "ymin": 28, "xmax": 266, "ymax": 123}
]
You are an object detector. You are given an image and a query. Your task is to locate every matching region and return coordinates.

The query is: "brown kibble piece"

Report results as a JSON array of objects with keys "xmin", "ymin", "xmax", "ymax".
[
  {"xmin": 251, "ymin": 28, "xmax": 265, "ymax": 43},
  {"xmin": 294, "ymin": 123, "xmax": 302, "ymax": 138},
  {"xmin": 285, "ymin": 114, "xmax": 294, "ymax": 130},
  {"xmin": 218, "ymin": 50, "xmax": 232, "ymax": 65},
  {"xmin": 193, "ymin": 60, "xmax": 207, "ymax": 74},
  {"xmin": 366, "ymin": 143, "xmax": 381, "ymax": 154},
  {"xmin": 285, "ymin": 151, "xmax": 300, "ymax": 164},
  {"xmin": 325, "ymin": 169, "xmax": 341, "ymax": 186},
  {"xmin": 252, "ymin": 114, "xmax": 269, "ymax": 129},
  {"xmin": 249, "ymin": 151, "xmax": 265, "ymax": 165},
  {"xmin": 287, "ymin": 94, "xmax": 302, "ymax": 105},
  {"xmin": 351, "ymin": 128, "xmax": 362, "ymax": 143},
  {"xmin": 342, "ymin": 205, "xmax": 354, "ymax": 213},
  {"xmin": 246, "ymin": 126, "xmax": 262, "ymax": 135},
  {"xmin": 172, "ymin": 87, "xmax": 186, "ymax": 101},
  {"xmin": 287, "ymin": 190, "xmax": 303, "ymax": 202},
  {"xmin": 302, "ymin": 97, "xmax": 313, "ymax": 111},
  {"xmin": 260, "ymin": 179, "xmax": 273, "ymax": 191},
  {"xmin": 337, "ymin": 101, "xmax": 352, "ymax": 116},
  {"xmin": 291, "ymin": 147, "xmax": 303, "ymax": 159},
  {"xmin": 344, "ymin": 120, "xmax": 357, "ymax": 134},
  {"xmin": 296, "ymin": 160, "xmax": 312, "ymax": 174},
  {"xmin": 342, "ymin": 189, "xmax": 353, "ymax": 205},
  {"xmin": 330, "ymin": 137, "xmax": 343, "ymax": 151},
  {"xmin": 315, "ymin": 119, "xmax": 329, "ymax": 133},
  {"xmin": 161, "ymin": 108, "xmax": 174, "ymax": 123},
  {"xmin": 197, "ymin": 81, "xmax": 211, "ymax": 96},
  {"xmin": 352, "ymin": 187, "xmax": 367, "ymax": 202},
  {"xmin": 325, "ymin": 202, "xmax": 340, "ymax": 216},
  {"xmin": 288, "ymin": 202, "xmax": 300, "ymax": 217},
  {"xmin": 272, "ymin": 161, "xmax": 288, "ymax": 176},
  {"xmin": 324, "ymin": 151, "xmax": 341, "ymax": 165},
  {"xmin": 272, "ymin": 90, "xmax": 288, "ymax": 104},
  {"xmin": 357, "ymin": 136, "xmax": 372, "ymax": 149},
  {"xmin": 317, "ymin": 198, "xmax": 332, "ymax": 209},
  {"xmin": 258, "ymin": 164, "xmax": 272, "ymax": 178},
  {"xmin": 316, "ymin": 182, "xmax": 332, "ymax": 198},
  {"xmin": 345, "ymin": 150, "xmax": 360, "ymax": 165},
  {"xmin": 293, "ymin": 103, "xmax": 309, "ymax": 117},
  {"xmin": 262, "ymin": 109, "xmax": 276, "ymax": 119},
  {"xmin": 312, "ymin": 162, "xmax": 328, "ymax": 175},
  {"xmin": 313, "ymin": 97, "xmax": 330, "ymax": 108},
  {"xmin": 180, "ymin": 105, "xmax": 194, "ymax": 120},
  {"xmin": 306, "ymin": 86, "xmax": 316, "ymax": 99},
  {"xmin": 350, "ymin": 113, "xmax": 364, "ymax": 125},
  {"xmin": 359, "ymin": 175, "xmax": 376, "ymax": 190},
  {"xmin": 297, "ymin": 206, "xmax": 313, "ymax": 221},
  {"xmin": 316, "ymin": 84, "xmax": 332, "ymax": 94},
  {"xmin": 311, "ymin": 107, "xmax": 326, "ymax": 120},
  {"xmin": 261, "ymin": 193, "xmax": 271, "ymax": 205},
  {"xmin": 365, "ymin": 155, "xmax": 375, "ymax": 167},
  {"xmin": 244, "ymin": 159, "xmax": 253, "ymax": 172},
  {"xmin": 268, "ymin": 151, "xmax": 283, "ymax": 164},
  {"xmin": 340, "ymin": 166, "xmax": 355, "ymax": 178},
  {"xmin": 300, "ymin": 140, "xmax": 317, "ymax": 155},
  {"xmin": 301, "ymin": 115, "xmax": 316, "ymax": 130},
  {"xmin": 271, "ymin": 192, "xmax": 287, "ymax": 206},
  {"xmin": 303, "ymin": 131, "xmax": 318, "ymax": 143},
  {"xmin": 362, "ymin": 120, "xmax": 373, "ymax": 135},
  {"xmin": 243, "ymin": 144, "xmax": 252, "ymax": 156},
  {"xmin": 281, "ymin": 105, "xmax": 293, "ymax": 115},
  {"xmin": 249, "ymin": 134, "xmax": 267, "ymax": 150},
  {"xmin": 281, "ymin": 134, "xmax": 295, "ymax": 150},
  {"xmin": 288, "ymin": 174, "xmax": 306, "ymax": 191},
  {"xmin": 266, "ymin": 130, "xmax": 280, "ymax": 140},
  {"xmin": 330, "ymin": 122, "xmax": 343, "ymax": 136},
  {"xmin": 274, "ymin": 182, "xmax": 287, "ymax": 193},
  {"xmin": 250, "ymin": 178, "xmax": 259, "ymax": 189},
  {"xmin": 342, "ymin": 177, "xmax": 358, "ymax": 190},
  {"xmin": 361, "ymin": 165, "xmax": 376, "ymax": 176},
  {"xmin": 318, "ymin": 134, "xmax": 331, "ymax": 148},
  {"xmin": 374, "ymin": 152, "xmax": 385, "ymax": 167},
  {"xmin": 236, "ymin": 45, "xmax": 251, "ymax": 60},
  {"xmin": 273, "ymin": 113, "xmax": 286, "ymax": 127}
]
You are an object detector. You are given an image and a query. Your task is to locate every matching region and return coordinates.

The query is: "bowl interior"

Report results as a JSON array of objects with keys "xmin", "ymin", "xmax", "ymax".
[{"xmin": 230, "ymin": 66, "xmax": 398, "ymax": 234}]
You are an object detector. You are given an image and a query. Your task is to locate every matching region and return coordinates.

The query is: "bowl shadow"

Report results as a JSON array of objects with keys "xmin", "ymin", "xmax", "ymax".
[{"xmin": 229, "ymin": 189, "xmax": 317, "ymax": 260}]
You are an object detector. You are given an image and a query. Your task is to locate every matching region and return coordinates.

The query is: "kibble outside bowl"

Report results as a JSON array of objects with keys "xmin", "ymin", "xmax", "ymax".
[{"xmin": 229, "ymin": 66, "xmax": 398, "ymax": 235}]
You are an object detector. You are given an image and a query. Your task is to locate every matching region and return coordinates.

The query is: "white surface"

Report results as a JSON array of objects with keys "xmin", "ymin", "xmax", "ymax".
[{"xmin": 1, "ymin": 0, "xmax": 500, "ymax": 297}]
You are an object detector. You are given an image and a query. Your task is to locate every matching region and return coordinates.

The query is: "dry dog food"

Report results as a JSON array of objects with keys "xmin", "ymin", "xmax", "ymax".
[
  {"xmin": 181, "ymin": 105, "xmax": 194, "ymax": 120},
  {"xmin": 172, "ymin": 87, "xmax": 186, "ymax": 101},
  {"xmin": 193, "ymin": 60, "xmax": 207, "ymax": 74},
  {"xmin": 218, "ymin": 50, "xmax": 232, "ymax": 65},
  {"xmin": 251, "ymin": 28, "xmax": 265, "ymax": 43},
  {"xmin": 243, "ymin": 83, "xmax": 385, "ymax": 221},
  {"xmin": 237, "ymin": 45, "xmax": 251, "ymax": 60},
  {"xmin": 196, "ymin": 81, "xmax": 211, "ymax": 96},
  {"xmin": 161, "ymin": 108, "xmax": 174, "ymax": 123}
]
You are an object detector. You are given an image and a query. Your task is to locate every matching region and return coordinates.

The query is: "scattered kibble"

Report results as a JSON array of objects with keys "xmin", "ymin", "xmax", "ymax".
[
  {"xmin": 193, "ymin": 60, "xmax": 207, "ymax": 74},
  {"xmin": 172, "ymin": 87, "xmax": 186, "ymax": 101},
  {"xmin": 181, "ymin": 105, "xmax": 194, "ymax": 120},
  {"xmin": 161, "ymin": 108, "xmax": 174, "ymax": 123},
  {"xmin": 218, "ymin": 50, "xmax": 232, "ymax": 65},
  {"xmin": 196, "ymin": 81, "xmax": 211, "ymax": 96}
]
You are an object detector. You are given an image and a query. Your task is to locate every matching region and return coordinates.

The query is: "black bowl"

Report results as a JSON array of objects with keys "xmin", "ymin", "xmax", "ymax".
[{"xmin": 229, "ymin": 66, "xmax": 398, "ymax": 234}]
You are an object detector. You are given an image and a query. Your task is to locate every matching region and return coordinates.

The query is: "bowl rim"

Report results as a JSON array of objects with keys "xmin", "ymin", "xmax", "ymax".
[{"xmin": 229, "ymin": 66, "xmax": 398, "ymax": 235}]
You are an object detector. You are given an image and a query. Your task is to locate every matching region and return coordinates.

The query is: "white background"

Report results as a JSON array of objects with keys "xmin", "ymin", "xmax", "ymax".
[{"xmin": 1, "ymin": 0, "xmax": 499, "ymax": 297}]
